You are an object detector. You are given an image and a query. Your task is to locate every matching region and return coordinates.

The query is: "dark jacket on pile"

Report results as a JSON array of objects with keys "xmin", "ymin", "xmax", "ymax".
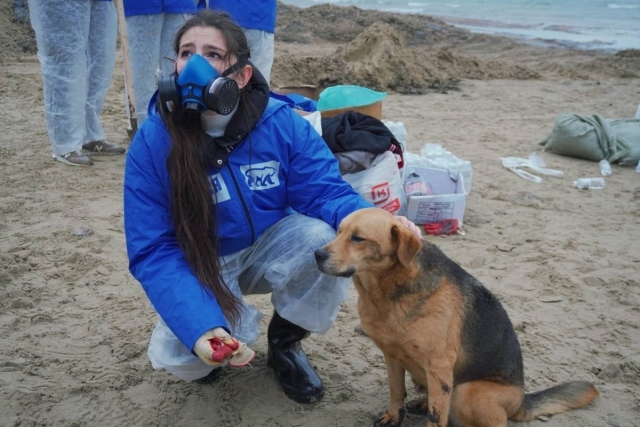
[{"xmin": 321, "ymin": 112, "xmax": 402, "ymax": 174}]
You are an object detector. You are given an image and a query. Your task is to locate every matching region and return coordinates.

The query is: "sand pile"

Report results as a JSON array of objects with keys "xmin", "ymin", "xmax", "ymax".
[
  {"xmin": 584, "ymin": 49, "xmax": 640, "ymax": 78},
  {"xmin": 272, "ymin": 22, "xmax": 540, "ymax": 93},
  {"xmin": 276, "ymin": 2, "xmax": 476, "ymax": 46},
  {"xmin": 275, "ymin": 3, "xmax": 640, "ymax": 84},
  {"xmin": 0, "ymin": 0, "xmax": 36, "ymax": 59}
]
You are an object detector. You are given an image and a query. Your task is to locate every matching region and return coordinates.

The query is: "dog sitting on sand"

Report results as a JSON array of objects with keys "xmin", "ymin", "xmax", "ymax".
[{"xmin": 315, "ymin": 208, "xmax": 598, "ymax": 427}]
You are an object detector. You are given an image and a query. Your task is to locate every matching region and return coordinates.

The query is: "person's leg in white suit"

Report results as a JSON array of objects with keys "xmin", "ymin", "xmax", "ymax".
[
  {"xmin": 83, "ymin": 1, "xmax": 118, "ymax": 149},
  {"xmin": 29, "ymin": 0, "xmax": 91, "ymax": 165},
  {"xmin": 244, "ymin": 28, "xmax": 274, "ymax": 86},
  {"xmin": 29, "ymin": 0, "xmax": 122, "ymax": 166},
  {"xmin": 126, "ymin": 13, "xmax": 188, "ymax": 126}
]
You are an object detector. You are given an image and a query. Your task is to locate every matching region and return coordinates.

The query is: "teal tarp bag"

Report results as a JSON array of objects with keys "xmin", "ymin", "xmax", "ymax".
[
  {"xmin": 541, "ymin": 113, "xmax": 640, "ymax": 165},
  {"xmin": 317, "ymin": 85, "xmax": 387, "ymax": 112}
]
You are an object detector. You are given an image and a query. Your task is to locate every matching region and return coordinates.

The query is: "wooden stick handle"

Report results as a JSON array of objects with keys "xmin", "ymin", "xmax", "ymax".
[{"xmin": 114, "ymin": 0, "xmax": 138, "ymax": 134}]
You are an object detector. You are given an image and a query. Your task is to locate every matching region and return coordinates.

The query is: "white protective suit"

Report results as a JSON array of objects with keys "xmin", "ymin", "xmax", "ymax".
[
  {"xmin": 125, "ymin": 13, "xmax": 188, "ymax": 125},
  {"xmin": 28, "ymin": 0, "xmax": 117, "ymax": 157},
  {"xmin": 243, "ymin": 28, "xmax": 274, "ymax": 85}
]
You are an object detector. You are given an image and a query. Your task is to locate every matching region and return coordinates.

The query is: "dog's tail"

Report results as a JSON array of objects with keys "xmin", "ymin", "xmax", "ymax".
[{"xmin": 510, "ymin": 381, "xmax": 598, "ymax": 422}]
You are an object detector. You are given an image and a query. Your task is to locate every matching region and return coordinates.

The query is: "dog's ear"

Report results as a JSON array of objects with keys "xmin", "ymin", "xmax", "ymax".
[{"xmin": 391, "ymin": 225, "xmax": 422, "ymax": 266}]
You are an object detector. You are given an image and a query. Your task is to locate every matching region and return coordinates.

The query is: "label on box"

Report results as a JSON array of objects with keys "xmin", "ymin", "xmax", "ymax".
[{"xmin": 415, "ymin": 200, "xmax": 457, "ymax": 223}]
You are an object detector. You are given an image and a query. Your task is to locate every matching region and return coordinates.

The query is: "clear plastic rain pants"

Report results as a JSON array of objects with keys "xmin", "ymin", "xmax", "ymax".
[{"xmin": 147, "ymin": 214, "xmax": 351, "ymax": 381}]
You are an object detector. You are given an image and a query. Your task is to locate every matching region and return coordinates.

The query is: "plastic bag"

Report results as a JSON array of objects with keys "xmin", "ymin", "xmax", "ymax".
[
  {"xmin": 382, "ymin": 120, "xmax": 408, "ymax": 153},
  {"xmin": 342, "ymin": 151, "xmax": 406, "ymax": 215},
  {"xmin": 418, "ymin": 143, "xmax": 473, "ymax": 195},
  {"xmin": 500, "ymin": 152, "xmax": 564, "ymax": 183}
]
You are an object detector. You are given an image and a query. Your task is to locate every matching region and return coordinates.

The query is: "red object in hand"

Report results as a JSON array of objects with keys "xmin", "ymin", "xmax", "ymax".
[
  {"xmin": 209, "ymin": 337, "xmax": 239, "ymax": 363},
  {"xmin": 424, "ymin": 219, "xmax": 459, "ymax": 236}
]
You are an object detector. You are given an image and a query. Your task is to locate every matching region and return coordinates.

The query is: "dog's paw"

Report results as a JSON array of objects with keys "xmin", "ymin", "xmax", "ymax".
[
  {"xmin": 374, "ymin": 408, "xmax": 406, "ymax": 426},
  {"xmin": 405, "ymin": 398, "xmax": 430, "ymax": 415}
]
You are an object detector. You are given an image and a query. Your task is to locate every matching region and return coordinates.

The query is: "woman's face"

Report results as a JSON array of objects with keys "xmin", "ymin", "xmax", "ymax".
[
  {"xmin": 176, "ymin": 26, "xmax": 235, "ymax": 76},
  {"xmin": 175, "ymin": 25, "xmax": 252, "ymax": 100}
]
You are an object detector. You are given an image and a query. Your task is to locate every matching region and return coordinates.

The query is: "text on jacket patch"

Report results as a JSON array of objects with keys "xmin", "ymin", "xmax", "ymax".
[
  {"xmin": 210, "ymin": 173, "xmax": 231, "ymax": 204},
  {"xmin": 209, "ymin": 161, "xmax": 282, "ymax": 204}
]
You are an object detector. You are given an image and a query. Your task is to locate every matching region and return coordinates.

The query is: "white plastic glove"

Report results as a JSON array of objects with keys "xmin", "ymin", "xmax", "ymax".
[{"xmin": 193, "ymin": 327, "xmax": 255, "ymax": 367}]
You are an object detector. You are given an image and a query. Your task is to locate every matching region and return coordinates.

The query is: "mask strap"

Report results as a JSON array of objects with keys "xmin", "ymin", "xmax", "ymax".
[{"xmin": 221, "ymin": 58, "xmax": 249, "ymax": 77}]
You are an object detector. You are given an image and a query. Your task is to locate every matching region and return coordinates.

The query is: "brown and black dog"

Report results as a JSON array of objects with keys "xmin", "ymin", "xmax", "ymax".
[{"xmin": 315, "ymin": 208, "xmax": 598, "ymax": 427}]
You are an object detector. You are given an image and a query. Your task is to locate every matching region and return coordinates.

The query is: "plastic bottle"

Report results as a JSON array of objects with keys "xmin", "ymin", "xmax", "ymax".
[
  {"xmin": 573, "ymin": 177, "xmax": 605, "ymax": 190},
  {"xmin": 599, "ymin": 159, "xmax": 612, "ymax": 176},
  {"xmin": 636, "ymin": 159, "xmax": 640, "ymax": 173},
  {"xmin": 635, "ymin": 103, "xmax": 640, "ymax": 119},
  {"xmin": 403, "ymin": 172, "xmax": 432, "ymax": 197}
]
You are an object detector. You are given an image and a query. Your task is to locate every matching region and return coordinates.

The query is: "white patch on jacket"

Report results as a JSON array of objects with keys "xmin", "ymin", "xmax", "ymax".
[{"xmin": 240, "ymin": 161, "xmax": 281, "ymax": 191}]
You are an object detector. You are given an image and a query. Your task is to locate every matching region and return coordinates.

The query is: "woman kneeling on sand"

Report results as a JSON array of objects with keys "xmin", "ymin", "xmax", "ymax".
[{"xmin": 123, "ymin": 9, "xmax": 419, "ymax": 403}]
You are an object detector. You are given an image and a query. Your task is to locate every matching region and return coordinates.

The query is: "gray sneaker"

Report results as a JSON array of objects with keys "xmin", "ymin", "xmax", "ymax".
[
  {"xmin": 82, "ymin": 140, "xmax": 126, "ymax": 155},
  {"xmin": 52, "ymin": 151, "xmax": 94, "ymax": 166}
]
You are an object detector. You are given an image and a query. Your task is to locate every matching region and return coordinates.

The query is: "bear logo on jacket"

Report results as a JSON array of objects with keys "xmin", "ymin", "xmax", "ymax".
[{"xmin": 241, "ymin": 161, "xmax": 280, "ymax": 190}]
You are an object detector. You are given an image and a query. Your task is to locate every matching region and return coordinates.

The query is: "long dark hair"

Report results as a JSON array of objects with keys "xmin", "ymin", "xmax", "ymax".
[{"xmin": 162, "ymin": 10, "xmax": 251, "ymax": 327}]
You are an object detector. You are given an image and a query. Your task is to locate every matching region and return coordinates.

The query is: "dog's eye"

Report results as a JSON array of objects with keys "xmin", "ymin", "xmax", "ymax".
[{"xmin": 351, "ymin": 235, "xmax": 365, "ymax": 243}]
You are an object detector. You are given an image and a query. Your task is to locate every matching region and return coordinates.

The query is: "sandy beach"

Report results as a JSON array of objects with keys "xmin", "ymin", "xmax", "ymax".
[{"xmin": 1, "ymin": 2, "xmax": 639, "ymax": 426}]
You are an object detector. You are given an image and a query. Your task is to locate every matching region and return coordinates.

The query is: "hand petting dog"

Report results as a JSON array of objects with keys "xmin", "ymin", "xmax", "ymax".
[{"xmin": 396, "ymin": 215, "xmax": 423, "ymax": 240}]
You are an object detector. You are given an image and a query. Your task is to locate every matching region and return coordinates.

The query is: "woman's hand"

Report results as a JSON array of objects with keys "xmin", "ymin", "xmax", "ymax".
[
  {"xmin": 194, "ymin": 327, "xmax": 255, "ymax": 367},
  {"xmin": 396, "ymin": 216, "xmax": 424, "ymax": 240}
]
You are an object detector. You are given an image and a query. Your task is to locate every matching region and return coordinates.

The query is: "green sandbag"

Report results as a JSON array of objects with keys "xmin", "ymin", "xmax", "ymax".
[
  {"xmin": 609, "ymin": 119, "xmax": 640, "ymax": 165},
  {"xmin": 540, "ymin": 113, "xmax": 640, "ymax": 165}
]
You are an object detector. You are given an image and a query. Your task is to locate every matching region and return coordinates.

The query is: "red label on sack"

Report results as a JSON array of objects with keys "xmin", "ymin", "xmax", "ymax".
[
  {"xmin": 381, "ymin": 198, "xmax": 401, "ymax": 214},
  {"xmin": 371, "ymin": 182, "xmax": 391, "ymax": 205}
]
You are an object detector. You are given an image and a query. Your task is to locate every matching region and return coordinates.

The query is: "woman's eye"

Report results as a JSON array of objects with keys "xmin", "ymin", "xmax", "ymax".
[
  {"xmin": 179, "ymin": 51, "xmax": 192, "ymax": 58},
  {"xmin": 351, "ymin": 235, "xmax": 365, "ymax": 243}
]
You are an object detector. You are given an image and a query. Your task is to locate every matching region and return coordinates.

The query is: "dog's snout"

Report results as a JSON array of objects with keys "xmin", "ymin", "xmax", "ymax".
[{"xmin": 314, "ymin": 248, "xmax": 329, "ymax": 264}]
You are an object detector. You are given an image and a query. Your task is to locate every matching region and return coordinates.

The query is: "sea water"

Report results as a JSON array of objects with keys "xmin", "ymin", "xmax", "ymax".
[{"xmin": 280, "ymin": 0, "xmax": 640, "ymax": 52}]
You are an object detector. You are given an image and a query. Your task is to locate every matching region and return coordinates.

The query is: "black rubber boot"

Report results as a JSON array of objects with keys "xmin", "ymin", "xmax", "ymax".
[
  {"xmin": 195, "ymin": 367, "xmax": 222, "ymax": 386},
  {"xmin": 267, "ymin": 311, "xmax": 325, "ymax": 403}
]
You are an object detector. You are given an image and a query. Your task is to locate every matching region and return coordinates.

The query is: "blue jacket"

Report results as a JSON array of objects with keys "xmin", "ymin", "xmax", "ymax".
[
  {"xmin": 124, "ymin": 98, "xmax": 370, "ymax": 352},
  {"xmin": 123, "ymin": 0, "xmax": 200, "ymax": 17},
  {"xmin": 208, "ymin": 0, "xmax": 277, "ymax": 33}
]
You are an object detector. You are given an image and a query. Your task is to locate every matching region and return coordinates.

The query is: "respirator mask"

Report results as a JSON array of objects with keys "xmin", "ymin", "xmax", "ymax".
[{"xmin": 158, "ymin": 54, "xmax": 244, "ymax": 115}]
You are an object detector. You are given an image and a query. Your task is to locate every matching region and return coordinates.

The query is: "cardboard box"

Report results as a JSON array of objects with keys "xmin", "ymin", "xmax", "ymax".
[
  {"xmin": 320, "ymin": 101, "xmax": 383, "ymax": 120},
  {"xmin": 404, "ymin": 167, "xmax": 466, "ymax": 225}
]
